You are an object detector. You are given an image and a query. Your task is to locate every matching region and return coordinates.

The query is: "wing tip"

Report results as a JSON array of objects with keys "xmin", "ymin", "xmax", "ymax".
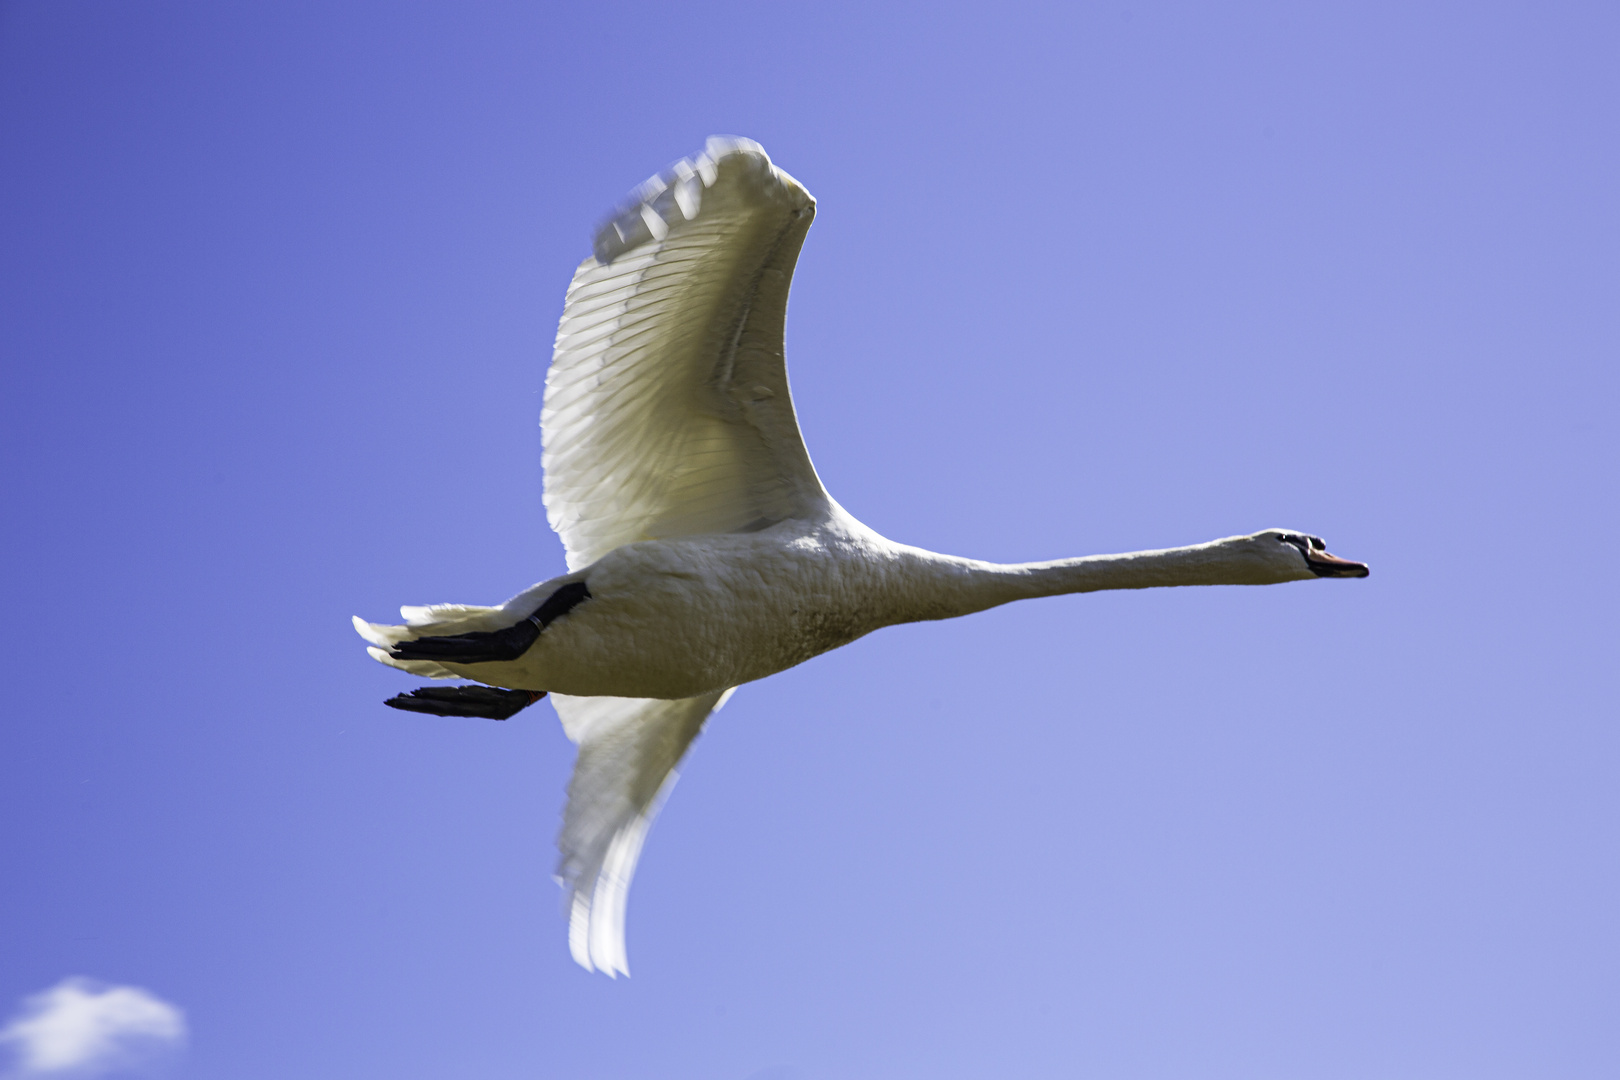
[
  {"xmin": 550, "ymin": 690, "xmax": 732, "ymax": 977},
  {"xmin": 590, "ymin": 136, "xmax": 808, "ymax": 266},
  {"xmin": 564, "ymin": 865, "xmax": 632, "ymax": 978}
]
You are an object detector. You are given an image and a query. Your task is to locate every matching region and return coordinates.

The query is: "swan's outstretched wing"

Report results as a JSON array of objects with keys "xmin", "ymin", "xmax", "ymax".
[
  {"xmin": 550, "ymin": 688, "xmax": 735, "ymax": 976},
  {"xmin": 543, "ymin": 137, "xmax": 828, "ymax": 572}
]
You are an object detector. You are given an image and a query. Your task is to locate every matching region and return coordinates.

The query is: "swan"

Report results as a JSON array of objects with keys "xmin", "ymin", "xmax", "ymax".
[{"xmin": 354, "ymin": 137, "xmax": 1368, "ymax": 976}]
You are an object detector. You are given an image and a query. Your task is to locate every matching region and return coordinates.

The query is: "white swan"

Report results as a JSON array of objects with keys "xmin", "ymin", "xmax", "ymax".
[{"xmin": 354, "ymin": 137, "xmax": 1368, "ymax": 976}]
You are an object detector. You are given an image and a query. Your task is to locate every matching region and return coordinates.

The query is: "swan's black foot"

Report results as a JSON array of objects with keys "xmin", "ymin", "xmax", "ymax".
[
  {"xmin": 384, "ymin": 685, "xmax": 545, "ymax": 720},
  {"xmin": 389, "ymin": 582, "xmax": 591, "ymax": 665}
]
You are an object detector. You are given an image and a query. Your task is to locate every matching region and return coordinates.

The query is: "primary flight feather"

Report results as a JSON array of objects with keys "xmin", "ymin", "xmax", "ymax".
[{"xmin": 355, "ymin": 136, "xmax": 1368, "ymax": 976}]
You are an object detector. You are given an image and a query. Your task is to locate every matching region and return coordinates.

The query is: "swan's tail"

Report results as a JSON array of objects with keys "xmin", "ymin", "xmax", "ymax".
[
  {"xmin": 353, "ymin": 577, "xmax": 594, "ymax": 678},
  {"xmin": 352, "ymin": 604, "xmax": 508, "ymax": 680},
  {"xmin": 353, "ymin": 582, "xmax": 591, "ymax": 674}
]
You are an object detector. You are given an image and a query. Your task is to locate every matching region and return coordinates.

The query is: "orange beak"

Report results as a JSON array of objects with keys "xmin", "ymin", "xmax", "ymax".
[{"xmin": 1306, "ymin": 548, "xmax": 1370, "ymax": 578}]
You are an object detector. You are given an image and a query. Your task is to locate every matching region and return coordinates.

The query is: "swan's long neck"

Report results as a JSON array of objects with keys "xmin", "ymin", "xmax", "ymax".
[{"xmin": 887, "ymin": 537, "xmax": 1284, "ymax": 623}]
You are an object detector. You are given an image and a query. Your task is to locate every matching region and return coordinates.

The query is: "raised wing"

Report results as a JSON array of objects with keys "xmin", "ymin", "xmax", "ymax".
[
  {"xmin": 551, "ymin": 688, "xmax": 735, "ymax": 976},
  {"xmin": 542, "ymin": 137, "xmax": 829, "ymax": 572}
]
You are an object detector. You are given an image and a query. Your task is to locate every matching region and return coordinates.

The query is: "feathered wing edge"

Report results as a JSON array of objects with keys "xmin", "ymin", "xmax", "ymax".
[
  {"xmin": 541, "ymin": 136, "xmax": 826, "ymax": 574},
  {"xmin": 551, "ymin": 687, "xmax": 736, "ymax": 976}
]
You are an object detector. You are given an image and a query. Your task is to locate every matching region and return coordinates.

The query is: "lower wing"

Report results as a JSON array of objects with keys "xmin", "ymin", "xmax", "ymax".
[{"xmin": 550, "ymin": 687, "xmax": 736, "ymax": 976}]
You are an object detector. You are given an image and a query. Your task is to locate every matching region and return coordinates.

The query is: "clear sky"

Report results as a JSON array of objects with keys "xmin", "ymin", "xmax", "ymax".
[{"xmin": 1, "ymin": 2, "xmax": 1616, "ymax": 1077}]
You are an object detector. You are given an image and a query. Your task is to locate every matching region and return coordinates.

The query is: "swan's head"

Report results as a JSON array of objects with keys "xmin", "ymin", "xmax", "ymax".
[{"xmin": 1246, "ymin": 529, "xmax": 1370, "ymax": 580}]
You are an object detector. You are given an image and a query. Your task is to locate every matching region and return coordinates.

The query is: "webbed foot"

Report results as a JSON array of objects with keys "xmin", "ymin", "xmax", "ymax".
[{"xmin": 384, "ymin": 685, "xmax": 545, "ymax": 720}]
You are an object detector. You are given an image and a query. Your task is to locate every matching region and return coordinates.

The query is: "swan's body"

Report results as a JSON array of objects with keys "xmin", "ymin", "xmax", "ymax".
[
  {"xmin": 363, "ymin": 514, "xmax": 1342, "ymax": 701},
  {"xmin": 355, "ymin": 138, "xmax": 1368, "ymax": 976}
]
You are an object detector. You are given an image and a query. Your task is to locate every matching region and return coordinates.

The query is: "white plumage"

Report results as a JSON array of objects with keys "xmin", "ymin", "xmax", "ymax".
[
  {"xmin": 356, "ymin": 137, "xmax": 1367, "ymax": 976},
  {"xmin": 543, "ymin": 139, "xmax": 826, "ymax": 572}
]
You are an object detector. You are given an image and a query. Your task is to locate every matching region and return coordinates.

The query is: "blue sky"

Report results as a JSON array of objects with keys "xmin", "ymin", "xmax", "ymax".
[{"xmin": 1, "ymin": 2, "xmax": 1616, "ymax": 1077}]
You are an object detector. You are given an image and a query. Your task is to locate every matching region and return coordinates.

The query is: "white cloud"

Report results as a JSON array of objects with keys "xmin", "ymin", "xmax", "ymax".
[{"xmin": 1, "ymin": 979, "xmax": 185, "ymax": 1077}]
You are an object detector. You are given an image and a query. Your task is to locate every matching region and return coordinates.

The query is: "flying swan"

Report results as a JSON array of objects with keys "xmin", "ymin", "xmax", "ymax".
[{"xmin": 354, "ymin": 136, "xmax": 1369, "ymax": 976}]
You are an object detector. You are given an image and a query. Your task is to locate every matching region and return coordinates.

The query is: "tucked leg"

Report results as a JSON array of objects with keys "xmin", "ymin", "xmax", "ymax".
[{"xmin": 388, "ymin": 581, "xmax": 590, "ymax": 664}]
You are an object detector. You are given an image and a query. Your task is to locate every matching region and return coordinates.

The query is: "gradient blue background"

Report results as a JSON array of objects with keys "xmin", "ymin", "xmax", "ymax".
[{"xmin": 2, "ymin": 2, "xmax": 1616, "ymax": 1077}]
